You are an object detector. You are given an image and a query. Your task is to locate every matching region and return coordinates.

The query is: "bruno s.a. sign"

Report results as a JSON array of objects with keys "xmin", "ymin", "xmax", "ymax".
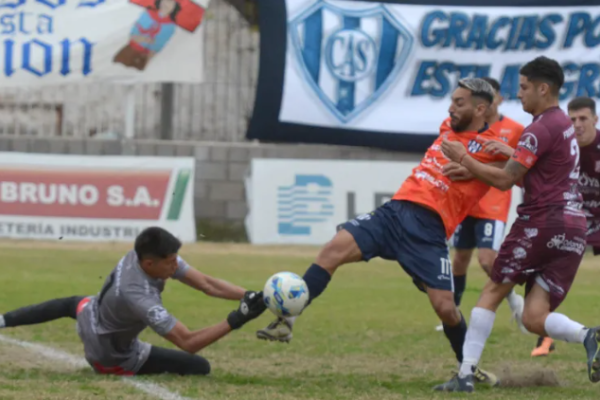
[
  {"xmin": 0, "ymin": 152, "xmax": 196, "ymax": 242},
  {"xmin": 248, "ymin": 0, "xmax": 600, "ymax": 152}
]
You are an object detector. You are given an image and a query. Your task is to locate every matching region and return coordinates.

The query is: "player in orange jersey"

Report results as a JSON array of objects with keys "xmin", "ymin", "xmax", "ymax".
[
  {"xmin": 256, "ymin": 78, "xmax": 509, "ymax": 387},
  {"xmin": 434, "ymin": 77, "xmax": 528, "ymax": 334}
]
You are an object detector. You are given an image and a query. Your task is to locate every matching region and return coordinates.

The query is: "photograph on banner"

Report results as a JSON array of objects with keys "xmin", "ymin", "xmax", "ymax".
[
  {"xmin": 0, "ymin": 0, "xmax": 209, "ymax": 86},
  {"xmin": 0, "ymin": 153, "xmax": 196, "ymax": 243},
  {"xmin": 245, "ymin": 158, "xmax": 523, "ymax": 245},
  {"xmin": 249, "ymin": 0, "xmax": 600, "ymax": 151}
]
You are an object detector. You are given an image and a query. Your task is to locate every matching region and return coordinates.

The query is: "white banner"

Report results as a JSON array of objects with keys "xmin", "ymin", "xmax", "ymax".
[
  {"xmin": 245, "ymin": 159, "xmax": 522, "ymax": 245},
  {"xmin": 280, "ymin": 0, "xmax": 600, "ymax": 133},
  {"xmin": 0, "ymin": 152, "xmax": 196, "ymax": 242},
  {"xmin": 0, "ymin": 0, "xmax": 208, "ymax": 86}
]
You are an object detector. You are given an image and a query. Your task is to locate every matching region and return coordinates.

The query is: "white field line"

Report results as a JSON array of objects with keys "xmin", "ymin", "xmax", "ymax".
[{"xmin": 0, "ymin": 334, "xmax": 195, "ymax": 400}]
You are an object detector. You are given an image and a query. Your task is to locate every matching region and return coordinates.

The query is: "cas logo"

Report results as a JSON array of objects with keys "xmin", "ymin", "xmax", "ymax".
[
  {"xmin": 289, "ymin": 0, "xmax": 414, "ymax": 123},
  {"xmin": 467, "ymin": 140, "xmax": 483, "ymax": 153}
]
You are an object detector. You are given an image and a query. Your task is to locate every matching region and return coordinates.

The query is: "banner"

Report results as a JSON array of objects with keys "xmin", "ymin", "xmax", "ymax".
[
  {"xmin": 0, "ymin": 0, "xmax": 208, "ymax": 86},
  {"xmin": 0, "ymin": 153, "xmax": 196, "ymax": 242},
  {"xmin": 245, "ymin": 159, "xmax": 522, "ymax": 245},
  {"xmin": 248, "ymin": 0, "xmax": 600, "ymax": 152}
]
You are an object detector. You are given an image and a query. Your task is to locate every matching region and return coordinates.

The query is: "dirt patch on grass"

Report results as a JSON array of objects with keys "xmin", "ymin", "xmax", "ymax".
[{"xmin": 498, "ymin": 365, "xmax": 562, "ymax": 388}]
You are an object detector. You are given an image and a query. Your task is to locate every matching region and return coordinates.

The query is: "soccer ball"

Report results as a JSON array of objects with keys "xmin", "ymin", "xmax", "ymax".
[{"xmin": 263, "ymin": 272, "xmax": 310, "ymax": 318}]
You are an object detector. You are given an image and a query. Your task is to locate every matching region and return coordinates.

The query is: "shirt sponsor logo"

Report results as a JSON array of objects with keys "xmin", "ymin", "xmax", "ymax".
[
  {"xmin": 147, "ymin": 305, "xmax": 170, "ymax": 325},
  {"xmin": 518, "ymin": 133, "xmax": 538, "ymax": 154},
  {"xmin": 415, "ymin": 170, "xmax": 449, "ymax": 192}
]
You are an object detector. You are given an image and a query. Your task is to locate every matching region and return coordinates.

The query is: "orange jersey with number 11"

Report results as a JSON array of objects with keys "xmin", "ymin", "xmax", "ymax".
[{"xmin": 393, "ymin": 123, "xmax": 507, "ymax": 238}]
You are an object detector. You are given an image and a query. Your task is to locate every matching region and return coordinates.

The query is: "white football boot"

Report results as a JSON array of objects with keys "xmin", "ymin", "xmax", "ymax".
[{"xmin": 256, "ymin": 317, "xmax": 293, "ymax": 343}]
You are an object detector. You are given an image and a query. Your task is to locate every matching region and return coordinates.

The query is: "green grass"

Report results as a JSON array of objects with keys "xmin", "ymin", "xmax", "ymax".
[{"xmin": 0, "ymin": 241, "xmax": 599, "ymax": 399}]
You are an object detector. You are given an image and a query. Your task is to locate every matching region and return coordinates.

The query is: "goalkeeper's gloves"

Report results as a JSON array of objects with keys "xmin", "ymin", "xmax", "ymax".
[{"xmin": 227, "ymin": 291, "xmax": 267, "ymax": 330}]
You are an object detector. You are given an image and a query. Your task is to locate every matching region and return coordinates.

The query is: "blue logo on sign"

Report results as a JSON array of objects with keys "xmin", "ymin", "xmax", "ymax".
[
  {"xmin": 278, "ymin": 175, "xmax": 334, "ymax": 235},
  {"xmin": 289, "ymin": 1, "xmax": 414, "ymax": 123}
]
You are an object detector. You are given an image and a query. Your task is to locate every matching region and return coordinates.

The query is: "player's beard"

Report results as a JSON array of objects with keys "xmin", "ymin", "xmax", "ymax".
[{"xmin": 450, "ymin": 112, "xmax": 473, "ymax": 132}]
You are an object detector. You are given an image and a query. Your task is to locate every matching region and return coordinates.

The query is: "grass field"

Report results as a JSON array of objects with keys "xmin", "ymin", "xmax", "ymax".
[{"xmin": 0, "ymin": 240, "xmax": 599, "ymax": 400}]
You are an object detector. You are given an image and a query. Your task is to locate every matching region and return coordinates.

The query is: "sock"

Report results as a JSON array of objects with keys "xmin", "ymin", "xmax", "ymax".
[
  {"xmin": 459, "ymin": 307, "xmax": 496, "ymax": 377},
  {"xmin": 443, "ymin": 312, "xmax": 467, "ymax": 363},
  {"xmin": 544, "ymin": 313, "xmax": 588, "ymax": 343},
  {"xmin": 302, "ymin": 264, "xmax": 331, "ymax": 304},
  {"xmin": 0, "ymin": 315, "xmax": 5, "ymax": 328},
  {"xmin": 284, "ymin": 316, "xmax": 297, "ymax": 327},
  {"xmin": 2, "ymin": 296, "xmax": 83, "ymax": 327},
  {"xmin": 505, "ymin": 290, "xmax": 521, "ymax": 312},
  {"xmin": 453, "ymin": 275, "xmax": 466, "ymax": 307}
]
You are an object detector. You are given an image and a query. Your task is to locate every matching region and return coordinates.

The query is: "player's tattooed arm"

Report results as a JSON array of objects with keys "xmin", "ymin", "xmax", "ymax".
[
  {"xmin": 461, "ymin": 156, "xmax": 527, "ymax": 191},
  {"xmin": 181, "ymin": 268, "xmax": 246, "ymax": 300}
]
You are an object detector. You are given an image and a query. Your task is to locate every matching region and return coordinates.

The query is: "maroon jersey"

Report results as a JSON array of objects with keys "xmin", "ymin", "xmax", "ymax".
[
  {"xmin": 579, "ymin": 130, "xmax": 600, "ymax": 246},
  {"xmin": 511, "ymin": 107, "xmax": 587, "ymax": 228},
  {"xmin": 492, "ymin": 107, "xmax": 588, "ymax": 311}
]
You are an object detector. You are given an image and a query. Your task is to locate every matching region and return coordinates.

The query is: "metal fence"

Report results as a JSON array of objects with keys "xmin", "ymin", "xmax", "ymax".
[{"xmin": 0, "ymin": 0, "xmax": 259, "ymax": 142}]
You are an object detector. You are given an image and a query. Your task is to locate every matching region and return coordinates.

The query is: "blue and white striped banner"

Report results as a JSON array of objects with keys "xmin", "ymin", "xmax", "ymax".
[{"xmin": 248, "ymin": 0, "xmax": 600, "ymax": 152}]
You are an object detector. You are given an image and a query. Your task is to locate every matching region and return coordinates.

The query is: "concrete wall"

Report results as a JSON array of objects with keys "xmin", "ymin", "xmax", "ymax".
[{"xmin": 0, "ymin": 136, "xmax": 423, "ymax": 237}]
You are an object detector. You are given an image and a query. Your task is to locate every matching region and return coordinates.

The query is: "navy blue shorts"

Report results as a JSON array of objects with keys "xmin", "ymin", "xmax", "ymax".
[
  {"xmin": 451, "ymin": 216, "xmax": 505, "ymax": 252},
  {"xmin": 339, "ymin": 200, "xmax": 453, "ymax": 293}
]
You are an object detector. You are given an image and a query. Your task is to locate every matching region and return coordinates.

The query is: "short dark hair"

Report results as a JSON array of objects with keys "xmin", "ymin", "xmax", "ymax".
[
  {"xmin": 568, "ymin": 97, "xmax": 596, "ymax": 115},
  {"xmin": 519, "ymin": 56, "xmax": 564, "ymax": 96},
  {"xmin": 482, "ymin": 77, "xmax": 501, "ymax": 93},
  {"xmin": 135, "ymin": 227, "xmax": 182, "ymax": 260},
  {"xmin": 457, "ymin": 78, "xmax": 494, "ymax": 104}
]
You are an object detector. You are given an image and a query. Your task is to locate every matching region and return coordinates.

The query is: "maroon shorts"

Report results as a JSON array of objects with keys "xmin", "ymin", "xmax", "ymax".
[{"xmin": 491, "ymin": 223, "xmax": 586, "ymax": 311}]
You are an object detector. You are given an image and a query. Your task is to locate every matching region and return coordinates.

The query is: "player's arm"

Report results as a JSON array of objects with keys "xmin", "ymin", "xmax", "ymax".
[
  {"xmin": 164, "ymin": 292, "xmax": 266, "ymax": 353},
  {"xmin": 460, "ymin": 157, "xmax": 528, "ymax": 191},
  {"xmin": 128, "ymin": 289, "xmax": 266, "ymax": 354},
  {"xmin": 441, "ymin": 139, "xmax": 528, "ymax": 191},
  {"xmin": 180, "ymin": 268, "xmax": 246, "ymax": 300},
  {"xmin": 173, "ymin": 256, "xmax": 246, "ymax": 300},
  {"xmin": 443, "ymin": 160, "xmax": 506, "ymax": 181},
  {"xmin": 164, "ymin": 320, "xmax": 232, "ymax": 354}
]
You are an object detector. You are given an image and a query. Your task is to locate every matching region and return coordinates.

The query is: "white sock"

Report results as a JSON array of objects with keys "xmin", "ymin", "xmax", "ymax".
[
  {"xmin": 506, "ymin": 290, "xmax": 522, "ymax": 313},
  {"xmin": 544, "ymin": 313, "xmax": 588, "ymax": 343},
  {"xmin": 0, "ymin": 315, "xmax": 5, "ymax": 328},
  {"xmin": 284, "ymin": 316, "xmax": 297, "ymax": 327},
  {"xmin": 459, "ymin": 307, "xmax": 496, "ymax": 377}
]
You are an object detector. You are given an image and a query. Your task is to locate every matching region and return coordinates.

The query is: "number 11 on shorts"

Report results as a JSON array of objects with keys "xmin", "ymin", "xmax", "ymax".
[{"xmin": 440, "ymin": 258, "xmax": 451, "ymax": 276}]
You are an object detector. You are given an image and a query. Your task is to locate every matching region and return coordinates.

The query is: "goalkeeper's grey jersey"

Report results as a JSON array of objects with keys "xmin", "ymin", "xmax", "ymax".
[{"xmin": 76, "ymin": 250, "xmax": 190, "ymax": 373}]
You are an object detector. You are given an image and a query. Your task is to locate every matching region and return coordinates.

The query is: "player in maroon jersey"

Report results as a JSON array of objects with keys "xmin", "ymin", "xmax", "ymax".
[
  {"xmin": 532, "ymin": 97, "xmax": 600, "ymax": 356},
  {"xmin": 434, "ymin": 56, "xmax": 600, "ymax": 392},
  {"xmin": 570, "ymin": 97, "xmax": 600, "ymax": 254}
]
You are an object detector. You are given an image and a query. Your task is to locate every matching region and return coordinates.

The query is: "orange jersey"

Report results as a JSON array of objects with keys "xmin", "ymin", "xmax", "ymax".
[
  {"xmin": 465, "ymin": 116, "xmax": 524, "ymax": 222},
  {"xmin": 393, "ymin": 122, "xmax": 507, "ymax": 238}
]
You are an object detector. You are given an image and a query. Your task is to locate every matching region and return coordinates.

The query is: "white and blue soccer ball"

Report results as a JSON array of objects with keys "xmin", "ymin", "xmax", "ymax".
[{"xmin": 263, "ymin": 272, "xmax": 310, "ymax": 318}]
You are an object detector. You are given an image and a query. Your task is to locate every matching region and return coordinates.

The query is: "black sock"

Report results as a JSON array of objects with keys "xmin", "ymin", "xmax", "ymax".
[
  {"xmin": 302, "ymin": 264, "xmax": 331, "ymax": 304},
  {"xmin": 3, "ymin": 296, "xmax": 84, "ymax": 327},
  {"xmin": 443, "ymin": 312, "xmax": 467, "ymax": 363},
  {"xmin": 453, "ymin": 275, "xmax": 467, "ymax": 307}
]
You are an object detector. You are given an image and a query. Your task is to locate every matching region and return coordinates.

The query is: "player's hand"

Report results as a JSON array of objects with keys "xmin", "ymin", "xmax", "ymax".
[
  {"xmin": 227, "ymin": 291, "xmax": 267, "ymax": 330},
  {"xmin": 484, "ymin": 140, "xmax": 514, "ymax": 157},
  {"xmin": 443, "ymin": 162, "xmax": 474, "ymax": 181},
  {"xmin": 441, "ymin": 139, "xmax": 467, "ymax": 163}
]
